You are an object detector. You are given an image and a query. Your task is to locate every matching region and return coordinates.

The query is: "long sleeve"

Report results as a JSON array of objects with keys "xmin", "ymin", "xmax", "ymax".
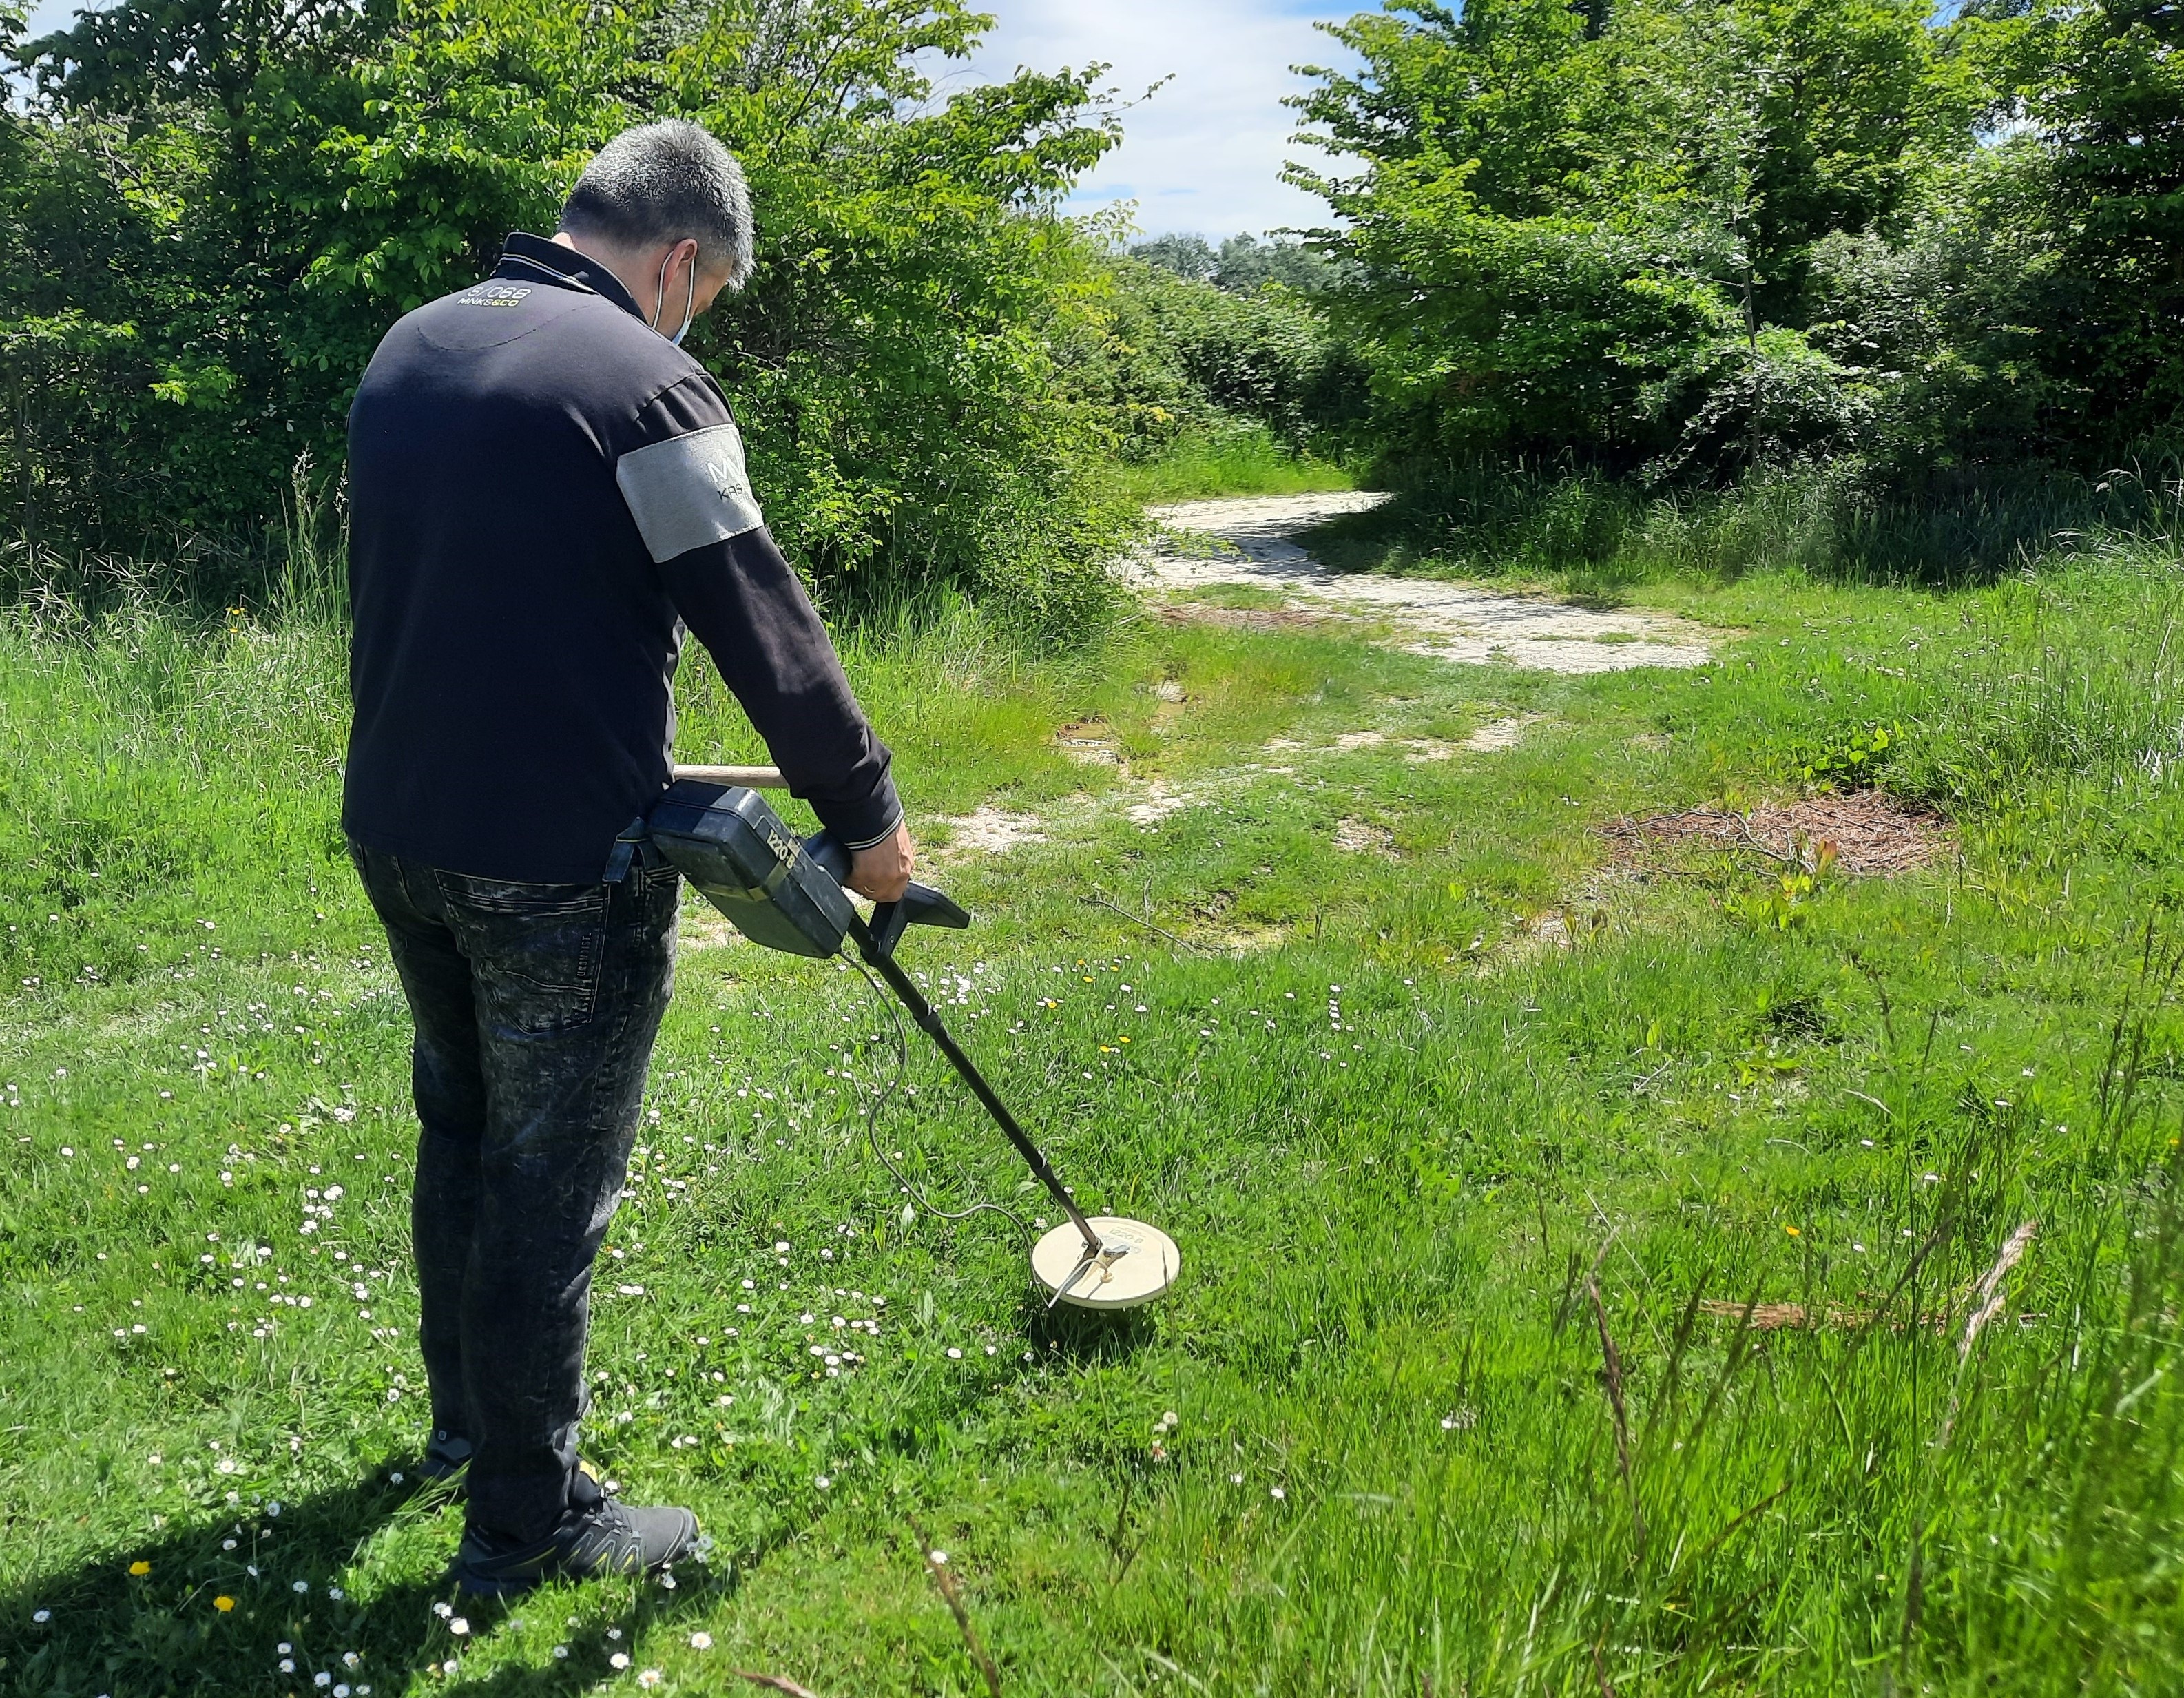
[
  {"xmin": 657, "ymin": 526, "xmax": 901, "ymax": 847},
  {"xmin": 616, "ymin": 372, "xmax": 901, "ymax": 848}
]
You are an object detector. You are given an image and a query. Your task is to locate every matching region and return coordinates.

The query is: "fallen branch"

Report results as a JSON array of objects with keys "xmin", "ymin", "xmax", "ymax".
[
  {"xmin": 1588, "ymin": 1274, "xmax": 1645, "ymax": 1564},
  {"xmin": 734, "ymin": 1673, "xmax": 825, "ymax": 1698},
  {"xmin": 908, "ymin": 1517, "xmax": 1003, "ymax": 1697},
  {"xmin": 1698, "ymin": 1300, "xmax": 1874, "ymax": 1331}
]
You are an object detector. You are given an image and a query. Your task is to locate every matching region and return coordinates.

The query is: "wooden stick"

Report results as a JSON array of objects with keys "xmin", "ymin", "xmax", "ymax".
[
  {"xmin": 908, "ymin": 1518, "xmax": 1003, "ymax": 1697},
  {"xmin": 1589, "ymin": 1275, "xmax": 1645, "ymax": 1564},
  {"xmin": 673, "ymin": 763, "xmax": 786, "ymax": 789},
  {"xmin": 733, "ymin": 1673, "xmax": 824, "ymax": 1698}
]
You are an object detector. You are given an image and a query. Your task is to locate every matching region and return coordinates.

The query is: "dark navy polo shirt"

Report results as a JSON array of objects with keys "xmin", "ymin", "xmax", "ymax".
[{"xmin": 342, "ymin": 231, "xmax": 899, "ymax": 883}]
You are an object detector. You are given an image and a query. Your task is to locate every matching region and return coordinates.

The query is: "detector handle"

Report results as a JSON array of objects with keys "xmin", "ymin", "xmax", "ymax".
[
  {"xmin": 802, "ymin": 832, "xmax": 970, "ymax": 961},
  {"xmin": 672, "ymin": 763, "xmax": 788, "ymax": 789}
]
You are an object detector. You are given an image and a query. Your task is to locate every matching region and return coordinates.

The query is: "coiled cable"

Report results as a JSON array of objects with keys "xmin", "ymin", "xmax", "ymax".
[{"xmin": 844, "ymin": 953, "xmax": 1032, "ymax": 1242}]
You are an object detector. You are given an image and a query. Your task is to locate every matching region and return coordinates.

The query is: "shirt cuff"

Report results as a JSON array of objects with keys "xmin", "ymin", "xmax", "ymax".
[{"xmin": 809, "ymin": 778, "xmax": 902, "ymax": 853}]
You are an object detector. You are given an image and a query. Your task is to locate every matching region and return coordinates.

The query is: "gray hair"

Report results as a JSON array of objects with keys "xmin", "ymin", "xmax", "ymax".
[{"xmin": 559, "ymin": 121, "xmax": 756, "ymax": 286}]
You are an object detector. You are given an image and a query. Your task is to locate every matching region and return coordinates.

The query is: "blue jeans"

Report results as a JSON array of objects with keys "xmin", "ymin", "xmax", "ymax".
[{"xmin": 348, "ymin": 840, "xmax": 679, "ymax": 1541}]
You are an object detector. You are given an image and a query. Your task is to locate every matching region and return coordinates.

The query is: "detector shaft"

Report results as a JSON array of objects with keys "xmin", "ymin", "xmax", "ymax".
[{"xmin": 845, "ymin": 913, "xmax": 1104, "ymax": 1262}]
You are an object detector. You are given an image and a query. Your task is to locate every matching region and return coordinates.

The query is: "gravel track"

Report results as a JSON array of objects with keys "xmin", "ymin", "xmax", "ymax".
[{"xmin": 1137, "ymin": 491, "xmax": 1721, "ymax": 674}]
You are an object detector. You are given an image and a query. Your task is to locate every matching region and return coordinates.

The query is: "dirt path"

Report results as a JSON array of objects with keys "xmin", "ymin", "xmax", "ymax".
[{"xmin": 1137, "ymin": 491, "xmax": 1720, "ymax": 674}]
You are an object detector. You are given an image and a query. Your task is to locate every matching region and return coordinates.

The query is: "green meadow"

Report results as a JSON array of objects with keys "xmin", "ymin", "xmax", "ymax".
[{"xmin": 3, "ymin": 535, "xmax": 2183, "ymax": 1695}]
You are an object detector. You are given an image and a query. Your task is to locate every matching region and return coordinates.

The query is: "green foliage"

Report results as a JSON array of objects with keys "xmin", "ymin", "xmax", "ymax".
[
  {"xmin": 1289, "ymin": 0, "xmax": 1973, "ymax": 474},
  {"xmin": 1066, "ymin": 254, "xmax": 1370, "ymax": 464},
  {"xmin": 1305, "ymin": 452, "xmax": 2184, "ymax": 594},
  {"xmin": 1724, "ymin": 862, "xmax": 1827, "ymax": 929},
  {"xmin": 1, "ymin": 0, "xmax": 1134, "ymax": 636},
  {"xmin": 1130, "ymin": 232, "xmax": 1220, "ymax": 284},
  {"xmin": 1291, "ymin": 0, "xmax": 2184, "ymax": 486},
  {"xmin": 1131, "ymin": 231, "xmax": 1341, "ymax": 295},
  {"xmin": 1972, "ymin": 0, "xmax": 2184, "ymax": 451},
  {"xmin": 1792, "ymin": 720, "xmax": 1904, "ymax": 787},
  {"xmin": 1103, "ymin": 422, "xmax": 1354, "ymax": 504}
]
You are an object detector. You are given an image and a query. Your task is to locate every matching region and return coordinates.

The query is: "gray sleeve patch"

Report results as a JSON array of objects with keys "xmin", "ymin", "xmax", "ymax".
[{"xmin": 615, "ymin": 421, "xmax": 765, "ymax": 563}]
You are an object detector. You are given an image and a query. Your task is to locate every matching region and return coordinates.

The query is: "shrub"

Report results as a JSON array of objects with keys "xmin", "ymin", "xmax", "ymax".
[{"xmin": 1, "ymin": 0, "xmax": 1134, "ymax": 639}]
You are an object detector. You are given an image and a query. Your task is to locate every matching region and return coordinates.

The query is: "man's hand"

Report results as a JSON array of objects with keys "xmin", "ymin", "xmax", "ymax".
[{"xmin": 846, "ymin": 819, "xmax": 915, "ymax": 904}]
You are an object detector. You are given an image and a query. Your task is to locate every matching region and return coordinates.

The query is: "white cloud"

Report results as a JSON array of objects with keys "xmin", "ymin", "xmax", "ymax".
[{"xmin": 949, "ymin": 0, "xmax": 1360, "ymax": 240}]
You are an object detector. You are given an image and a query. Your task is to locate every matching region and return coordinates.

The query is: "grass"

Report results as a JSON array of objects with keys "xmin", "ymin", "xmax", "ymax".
[
  {"xmin": 1104, "ymin": 424, "xmax": 1354, "ymax": 504},
  {"xmin": 3, "ymin": 534, "xmax": 2184, "ymax": 1694},
  {"xmin": 1306, "ymin": 455, "xmax": 2184, "ymax": 603}
]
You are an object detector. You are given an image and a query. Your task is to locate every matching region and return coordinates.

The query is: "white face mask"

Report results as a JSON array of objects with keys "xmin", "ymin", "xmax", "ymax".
[{"xmin": 653, "ymin": 248, "xmax": 698, "ymax": 346}]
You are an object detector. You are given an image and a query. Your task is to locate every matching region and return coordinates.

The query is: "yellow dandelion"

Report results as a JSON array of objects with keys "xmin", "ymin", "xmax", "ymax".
[
  {"xmin": 1785, "ymin": 1225, "xmax": 1801, "ymax": 1236},
  {"xmin": 128, "ymin": 1560, "xmax": 151, "ymax": 1576},
  {"xmin": 214, "ymin": 1595, "xmax": 236, "ymax": 1612}
]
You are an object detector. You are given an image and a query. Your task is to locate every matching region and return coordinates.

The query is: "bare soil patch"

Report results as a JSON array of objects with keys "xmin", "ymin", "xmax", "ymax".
[
  {"xmin": 1600, "ymin": 790, "xmax": 1951, "ymax": 876},
  {"xmin": 935, "ymin": 806, "xmax": 1050, "ymax": 856},
  {"xmin": 1462, "ymin": 714, "xmax": 1544, "ymax": 752},
  {"xmin": 1335, "ymin": 817, "xmax": 1399, "ymax": 858},
  {"xmin": 678, "ymin": 898, "xmax": 746, "ymax": 953},
  {"xmin": 1126, "ymin": 782, "xmax": 1198, "ymax": 827}
]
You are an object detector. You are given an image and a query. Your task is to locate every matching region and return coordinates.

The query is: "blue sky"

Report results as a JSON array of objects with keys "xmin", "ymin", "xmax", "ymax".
[
  {"xmin": 955, "ymin": 0, "xmax": 1362, "ymax": 238},
  {"xmin": 17, "ymin": 0, "xmax": 1362, "ymax": 240}
]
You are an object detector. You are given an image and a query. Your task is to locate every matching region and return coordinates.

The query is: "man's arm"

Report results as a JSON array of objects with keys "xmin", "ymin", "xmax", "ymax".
[
  {"xmin": 616, "ymin": 378, "xmax": 915, "ymax": 900},
  {"xmin": 657, "ymin": 528, "xmax": 914, "ymax": 900}
]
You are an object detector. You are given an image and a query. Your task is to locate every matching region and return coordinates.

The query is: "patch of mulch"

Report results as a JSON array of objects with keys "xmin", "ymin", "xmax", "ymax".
[{"xmin": 1599, "ymin": 789, "xmax": 1951, "ymax": 876}]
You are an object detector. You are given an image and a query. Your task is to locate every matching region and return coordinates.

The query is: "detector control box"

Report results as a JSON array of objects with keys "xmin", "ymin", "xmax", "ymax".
[{"xmin": 647, "ymin": 779, "xmax": 860, "ymax": 957}]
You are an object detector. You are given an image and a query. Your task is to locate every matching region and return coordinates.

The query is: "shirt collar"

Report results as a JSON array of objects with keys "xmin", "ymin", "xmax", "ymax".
[{"xmin": 495, "ymin": 231, "xmax": 649, "ymax": 325}]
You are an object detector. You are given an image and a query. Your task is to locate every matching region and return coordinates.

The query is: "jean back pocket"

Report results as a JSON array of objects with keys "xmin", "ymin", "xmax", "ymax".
[{"xmin": 437, "ymin": 875, "xmax": 607, "ymax": 1036}]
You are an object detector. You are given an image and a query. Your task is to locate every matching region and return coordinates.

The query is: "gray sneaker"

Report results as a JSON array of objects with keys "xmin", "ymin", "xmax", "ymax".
[{"xmin": 452, "ymin": 1467, "xmax": 698, "ymax": 1597}]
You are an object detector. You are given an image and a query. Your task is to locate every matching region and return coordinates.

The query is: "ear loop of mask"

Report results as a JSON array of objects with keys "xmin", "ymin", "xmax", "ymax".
[{"xmin": 654, "ymin": 247, "xmax": 698, "ymax": 346}]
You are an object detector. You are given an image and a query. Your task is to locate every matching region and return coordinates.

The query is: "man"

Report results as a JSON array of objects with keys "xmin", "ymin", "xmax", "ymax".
[{"xmin": 342, "ymin": 119, "xmax": 915, "ymax": 1595}]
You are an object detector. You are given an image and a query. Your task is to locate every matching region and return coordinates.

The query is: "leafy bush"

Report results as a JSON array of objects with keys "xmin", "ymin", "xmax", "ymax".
[
  {"xmin": 1065, "ymin": 255, "xmax": 1369, "ymax": 464},
  {"xmin": 1791, "ymin": 722, "xmax": 1905, "ymax": 789},
  {"xmin": 1290, "ymin": 0, "xmax": 2184, "ymax": 487},
  {"xmin": 1103, "ymin": 422, "xmax": 1352, "ymax": 504},
  {"xmin": 0, "ymin": 0, "xmax": 1134, "ymax": 639},
  {"xmin": 1309, "ymin": 453, "xmax": 2184, "ymax": 594}
]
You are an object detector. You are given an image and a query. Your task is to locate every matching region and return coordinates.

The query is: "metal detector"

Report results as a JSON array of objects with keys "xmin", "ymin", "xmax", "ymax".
[{"xmin": 650, "ymin": 769, "xmax": 1180, "ymax": 1310}]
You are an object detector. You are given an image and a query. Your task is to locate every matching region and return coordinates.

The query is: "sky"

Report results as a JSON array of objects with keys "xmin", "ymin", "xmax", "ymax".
[
  {"xmin": 16, "ymin": 0, "xmax": 1360, "ymax": 240},
  {"xmin": 952, "ymin": 0, "xmax": 1362, "ymax": 240}
]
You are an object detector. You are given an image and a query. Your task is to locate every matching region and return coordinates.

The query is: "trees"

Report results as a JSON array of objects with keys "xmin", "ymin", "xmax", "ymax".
[
  {"xmin": 1, "ymin": 0, "xmax": 1132, "ymax": 630},
  {"xmin": 1068, "ymin": 255, "xmax": 1369, "ymax": 463},
  {"xmin": 1287, "ymin": 0, "xmax": 2006, "ymax": 478},
  {"xmin": 1984, "ymin": 0, "xmax": 2184, "ymax": 451},
  {"xmin": 1131, "ymin": 233, "xmax": 1339, "ymax": 294}
]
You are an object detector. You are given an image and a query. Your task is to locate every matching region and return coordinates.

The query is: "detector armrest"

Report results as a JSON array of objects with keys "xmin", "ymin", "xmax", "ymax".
[{"xmin": 804, "ymin": 833, "xmax": 972, "ymax": 960}]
